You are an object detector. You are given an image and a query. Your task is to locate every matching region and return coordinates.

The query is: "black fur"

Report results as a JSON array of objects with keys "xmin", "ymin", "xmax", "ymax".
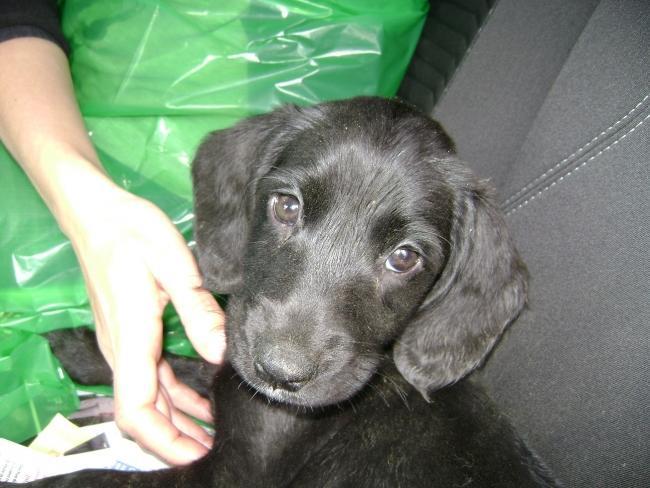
[{"xmin": 10, "ymin": 97, "xmax": 556, "ymax": 487}]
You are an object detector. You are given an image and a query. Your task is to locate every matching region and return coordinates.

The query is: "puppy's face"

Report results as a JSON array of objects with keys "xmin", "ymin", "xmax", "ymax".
[
  {"xmin": 225, "ymin": 114, "xmax": 454, "ymax": 407},
  {"xmin": 193, "ymin": 97, "xmax": 527, "ymax": 407}
]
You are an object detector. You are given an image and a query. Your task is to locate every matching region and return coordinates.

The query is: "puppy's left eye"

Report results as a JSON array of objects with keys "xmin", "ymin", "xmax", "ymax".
[
  {"xmin": 385, "ymin": 247, "xmax": 421, "ymax": 273},
  {"xmin": 271, "ymin": 194, "xmax": 301, "ymax": 225}
]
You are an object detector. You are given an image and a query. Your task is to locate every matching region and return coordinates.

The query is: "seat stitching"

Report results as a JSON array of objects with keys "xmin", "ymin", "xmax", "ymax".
[
  {"xmin": 503, "ymin": 94, "xmax": 649, "ymax": 207},
  {"xmin": 505, "ymin": 111, "xmax": 649, "ymax": 217}
]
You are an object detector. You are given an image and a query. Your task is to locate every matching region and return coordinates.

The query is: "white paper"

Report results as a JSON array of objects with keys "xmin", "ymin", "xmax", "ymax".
[{"xmin": 0, "ymin": 418, "xmax": 168, "ymax": 483}]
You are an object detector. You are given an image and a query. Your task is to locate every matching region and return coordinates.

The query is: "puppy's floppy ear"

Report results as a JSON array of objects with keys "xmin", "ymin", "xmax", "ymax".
[
  {"xmin": 394, "ymin": 172, "xmax": 528, "ymax": 399},
  {"xmin": 191, "ymin": 107, "xmax": 298, "ymax": 293}
]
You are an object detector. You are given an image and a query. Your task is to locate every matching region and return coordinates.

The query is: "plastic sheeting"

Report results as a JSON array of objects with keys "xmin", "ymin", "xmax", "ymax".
[
  {"xmin": 0, "ymin": 328, "xmax": 79, "ymax": 443},
  {"xmin": 0, "ymin": 0, "xmax": 427, "ymax": 441}
]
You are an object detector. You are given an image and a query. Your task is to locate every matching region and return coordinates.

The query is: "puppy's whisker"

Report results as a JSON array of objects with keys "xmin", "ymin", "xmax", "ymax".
[
  {"xmin": 374, "ymin": 371, "xmax": 410, "ymax": 409},
  {"xmin": 349, "ymin": 371, "xmax": 390, "ymax": 408}
]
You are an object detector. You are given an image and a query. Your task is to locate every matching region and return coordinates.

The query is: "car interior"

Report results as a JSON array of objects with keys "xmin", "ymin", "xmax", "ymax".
[{"xmin": 0, "ymin": 1, "xmax": 647, "ymax": 487}]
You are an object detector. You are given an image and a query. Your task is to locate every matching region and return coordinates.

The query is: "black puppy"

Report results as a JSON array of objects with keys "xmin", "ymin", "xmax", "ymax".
[{"xmin": 16, "ymin": 97, "xmax": 555, "ymax": 487}]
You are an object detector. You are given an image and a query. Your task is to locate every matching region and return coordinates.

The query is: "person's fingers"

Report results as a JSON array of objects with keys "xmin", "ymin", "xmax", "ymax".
[
  {"xmin": 116, "ymin": 399, "xmax": 210, "ymax": 465},
  {"xmin": 155, "ymin": 384, "xmax": 213, "ymax": 450},
  {"xmin": 113, "ymin": 349, "xmax": 210, "ymax": 464},
  {"xmin": 104, "ymin": 254, "xmax": 204, "ymax": 464},
  {"xmin": 167, "ymin": 406, "xmax": 214, "ymax": 450},
  {"xmin": 158, "ymin": 360, "xmax": 213, "ymax": 424},
  {"xmin": 111, "ymin": 321, "xmax": 212, "ymax": 463}
]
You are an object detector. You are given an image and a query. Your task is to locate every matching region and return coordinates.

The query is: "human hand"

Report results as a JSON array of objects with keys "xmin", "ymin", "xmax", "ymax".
[{"xmin": 69, "ymin": 184, "xmax": 226, "ymax": 465}]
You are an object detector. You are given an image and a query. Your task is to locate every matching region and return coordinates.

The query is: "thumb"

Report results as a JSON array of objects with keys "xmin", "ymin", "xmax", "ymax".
[
  {"xmin": 147, "ymin": 240, "xmax": 226, "ymax": 364},
  {"xmin": 141, "ymin": 209, "xmax": 227, "ymax": 363},
  {"xmin": 170, "ymin": 280, "xmax": 227, "ymax": 364}
]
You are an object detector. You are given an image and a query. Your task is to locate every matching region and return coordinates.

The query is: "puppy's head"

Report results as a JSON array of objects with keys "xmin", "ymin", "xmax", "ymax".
[{"xmin": 192, "ymin": 97, "xmax": 527, "ymax": 406}]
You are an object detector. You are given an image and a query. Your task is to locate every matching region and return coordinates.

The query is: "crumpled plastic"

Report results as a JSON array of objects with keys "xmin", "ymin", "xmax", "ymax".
[
  {"xmin": 0, "ymin": 328, "xmax": 79, "ymax": 443},
  {"xmin": 0, "ymin": 0, "xmax": 427, "ymax": 441}
]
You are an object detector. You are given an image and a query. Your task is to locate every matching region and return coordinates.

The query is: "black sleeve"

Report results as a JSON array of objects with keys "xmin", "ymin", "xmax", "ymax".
[{"xmin": 0, "ymin": 0, "xmax": 69, "ymax": 54}]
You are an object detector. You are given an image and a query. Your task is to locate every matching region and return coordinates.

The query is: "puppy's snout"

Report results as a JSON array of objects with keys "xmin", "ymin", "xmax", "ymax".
[{"xmin": 254, "ymin": 346, "xmax": 316, "ymax": 392}]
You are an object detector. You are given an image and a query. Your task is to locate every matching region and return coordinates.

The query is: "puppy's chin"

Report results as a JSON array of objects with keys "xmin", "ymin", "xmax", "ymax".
[{"xmin": 232, "ymin": 358, "xmax": 379, "ymax": 408}]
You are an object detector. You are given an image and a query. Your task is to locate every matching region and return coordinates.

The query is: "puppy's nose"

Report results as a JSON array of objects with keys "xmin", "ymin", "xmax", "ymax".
[{"xmin": 254, "ymin": 350, "xmax": 316, "ymax": 392}]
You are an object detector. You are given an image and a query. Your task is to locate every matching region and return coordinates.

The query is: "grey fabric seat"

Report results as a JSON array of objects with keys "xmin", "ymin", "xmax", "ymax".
[{"xmin": 400, "ymin": 1, "xmax": 649, "ymax": 487}]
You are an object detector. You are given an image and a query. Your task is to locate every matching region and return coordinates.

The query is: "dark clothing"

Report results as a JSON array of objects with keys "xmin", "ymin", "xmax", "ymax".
[{"xmin": 0, "ymin": 0, "xmax": 68, "ymax": 54}]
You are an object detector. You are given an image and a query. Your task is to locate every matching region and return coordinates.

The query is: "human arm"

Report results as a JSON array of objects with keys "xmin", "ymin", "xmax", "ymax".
[{"xmin": 0, "ymin": 35, "xmax": 225, "ymax": 465}]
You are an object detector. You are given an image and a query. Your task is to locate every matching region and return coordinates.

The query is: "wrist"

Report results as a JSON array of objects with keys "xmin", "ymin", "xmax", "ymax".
[{"xmin": 31, "ymin": 150, "xmax": 125, "ymax": 240}]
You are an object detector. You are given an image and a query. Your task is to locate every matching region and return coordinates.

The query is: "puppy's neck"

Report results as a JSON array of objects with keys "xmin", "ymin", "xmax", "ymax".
[{"xmin": 206, "ymin": 361, "xmax": 414, "ymax": 482}]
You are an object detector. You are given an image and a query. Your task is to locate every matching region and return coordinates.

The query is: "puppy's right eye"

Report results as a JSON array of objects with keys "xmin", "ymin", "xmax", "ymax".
[{"xmin": 271, "ymin": 194, "xmax": 301, "ymax": 225}]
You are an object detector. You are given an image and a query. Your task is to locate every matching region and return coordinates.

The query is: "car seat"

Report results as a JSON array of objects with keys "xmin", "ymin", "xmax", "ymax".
[{"xmin": 399, "ymin": 1, "xmax": 649, "ymax": 486}]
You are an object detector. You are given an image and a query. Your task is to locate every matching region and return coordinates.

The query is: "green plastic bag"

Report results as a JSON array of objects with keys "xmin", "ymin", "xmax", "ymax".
[
  {"xmin": 0, "ymin": 328, "xmax": 79, "ymax": 443},
  {"xmin": 0, "ymin": 0, "xmax": 427, "ymax": 441},
  {"xmin": 0, "ymin": 0, "xmax": 427, "ymax": 335}
]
